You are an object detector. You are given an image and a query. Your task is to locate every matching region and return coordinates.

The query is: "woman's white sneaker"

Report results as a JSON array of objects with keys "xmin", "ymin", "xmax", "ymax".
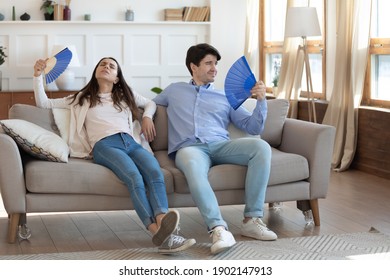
[
  {"xmin": 210, "ymin": 226, "xmax": 236, "ymax": 255},
  {"xmin": 241, "ymin": 218, "xmax": 277, "ymax": 241}
]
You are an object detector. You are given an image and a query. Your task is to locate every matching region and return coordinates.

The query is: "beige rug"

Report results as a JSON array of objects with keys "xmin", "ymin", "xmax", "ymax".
[{"xmin": 1, "ymin": 228, "xmax": 389, "ymax": 260}]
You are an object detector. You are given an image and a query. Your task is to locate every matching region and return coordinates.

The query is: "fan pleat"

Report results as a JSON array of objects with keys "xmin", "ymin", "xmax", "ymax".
[
  {"xmin": 224, "ymin": 56, "xmax": 256, "ymax": 110},
  {"xmin": 44, "ymin": 48, "xmax": 73, "ymax": 84}
]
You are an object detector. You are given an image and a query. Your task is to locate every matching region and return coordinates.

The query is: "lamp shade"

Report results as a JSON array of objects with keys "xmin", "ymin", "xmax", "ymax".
[
  {"xmin": 51, "ymin": 45, "xmax": 81, "ymax": 67},
  {"xmin": 284, "ymin": 7, "xmax": 321, "ymax": 38}
]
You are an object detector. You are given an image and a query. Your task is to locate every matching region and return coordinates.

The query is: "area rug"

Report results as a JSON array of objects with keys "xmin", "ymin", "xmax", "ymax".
[{"xmin": 1, "ymin": 228, "xmax": 389, "ymax": 260}]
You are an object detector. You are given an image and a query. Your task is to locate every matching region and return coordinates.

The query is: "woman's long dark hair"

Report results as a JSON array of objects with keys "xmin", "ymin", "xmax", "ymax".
[{"xmin": 69, "ymin": 57, "xmax": 139, "ymax": 118}]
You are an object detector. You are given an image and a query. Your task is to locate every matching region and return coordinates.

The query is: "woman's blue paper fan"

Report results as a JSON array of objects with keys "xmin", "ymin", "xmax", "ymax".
[
  {"xmin": 224, "ymin": 56, "xmax": 256, "ymax": 110},
  {"xmin": 44, "ymin": 47, "xmax": 73, "ymax": 84}
]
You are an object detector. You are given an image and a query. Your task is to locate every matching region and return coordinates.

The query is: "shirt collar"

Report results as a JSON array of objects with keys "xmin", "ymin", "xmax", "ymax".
[{"xmin": 190, "ymin": 79, "xmax": 213, "ymax": 91}]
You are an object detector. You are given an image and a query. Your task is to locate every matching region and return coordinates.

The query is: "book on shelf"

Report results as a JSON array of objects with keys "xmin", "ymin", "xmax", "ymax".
[
  {"xmin": 183, "ymin": 6, "xmax": 210, "ymax": 22},
  {"xmin": 164, "ymin": 8, "xmax": 184, "ymax": 21}
]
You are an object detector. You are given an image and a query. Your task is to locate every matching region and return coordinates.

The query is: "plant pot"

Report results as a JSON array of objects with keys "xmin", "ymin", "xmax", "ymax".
[
  {"xmin": 273, "ymin": 86, "xmax": 278, "ymax": 97},
  {"xmin": 44, "ymin": 13, "xmax": 54, "ymax": 20}
]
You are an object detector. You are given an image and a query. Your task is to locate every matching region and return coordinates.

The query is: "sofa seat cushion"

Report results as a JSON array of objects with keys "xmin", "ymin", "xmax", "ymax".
[
  {"xmin": 24, "ymin": 157, "xmax": 174, "ymax": 196},
  {"xmin": 154, "ymin": 148, "xmax": 309, "ymax": 194}
]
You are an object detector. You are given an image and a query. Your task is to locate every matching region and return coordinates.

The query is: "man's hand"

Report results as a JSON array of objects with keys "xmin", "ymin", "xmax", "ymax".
[{"xmin": 250, "ymin": 81, "xmax": 267, "ymax": 101}]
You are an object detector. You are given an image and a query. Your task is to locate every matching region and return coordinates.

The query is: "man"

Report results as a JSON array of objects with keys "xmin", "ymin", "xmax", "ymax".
[{"xmin": 153, "ymin": 43, "xmax": 277, "ymax": 255}]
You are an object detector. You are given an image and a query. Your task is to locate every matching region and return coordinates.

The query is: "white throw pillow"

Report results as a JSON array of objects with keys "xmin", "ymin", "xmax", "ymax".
[
  {"xmin": 0, "ymin": 119, "xmax": 69, "ymax": 163},
  {"xmin": 52, "ymin": 108, "xmax": 70, "ymax": 143}
]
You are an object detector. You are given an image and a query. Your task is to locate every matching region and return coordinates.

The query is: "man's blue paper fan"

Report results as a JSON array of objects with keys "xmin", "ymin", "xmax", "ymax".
[
  {"xmin": 44, "ymin": 47, "xmax": 73, "ymax": 84},
  {"xmin": 224, "ymin": 56, "xmax": 256, "ymax": 110}
]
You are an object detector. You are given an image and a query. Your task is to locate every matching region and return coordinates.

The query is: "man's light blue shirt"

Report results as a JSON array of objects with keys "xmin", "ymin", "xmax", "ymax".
[{"xmin": 153, "ymin": 81, "xmax": 268, "ymax": 155}]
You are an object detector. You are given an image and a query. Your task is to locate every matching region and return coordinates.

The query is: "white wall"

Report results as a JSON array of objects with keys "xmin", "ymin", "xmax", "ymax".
[{"xmin": 0, "ymin": 0, "xmax": 249, "ymax": 91}]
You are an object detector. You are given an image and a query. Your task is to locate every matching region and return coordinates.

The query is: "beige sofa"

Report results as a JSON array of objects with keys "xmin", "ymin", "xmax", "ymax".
[{"xmin": 0, "ymin": 99, "xmax": 335, "ymax": 243}]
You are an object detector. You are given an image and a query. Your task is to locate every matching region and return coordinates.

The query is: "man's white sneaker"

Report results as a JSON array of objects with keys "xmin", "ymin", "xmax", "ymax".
[
  {"xmin": 241, "ymin": 218, "xmax": 277, "ymax": 241},
  {"xmin": 210, "ymin": 227, "xmax": 236, "ymax": 255}
]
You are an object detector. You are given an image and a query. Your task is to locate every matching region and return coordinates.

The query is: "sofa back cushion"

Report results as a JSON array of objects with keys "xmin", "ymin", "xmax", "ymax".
[
  {"xmin": 9, "ymin": 104, "xmax": 60, "ymax": 135},
  {"xmin": 229, "ymin": 98, "xmax": 289, "ymax": 147},
  {"xmin": 151, "ymin": 98, "xmax": 289, "ymax": 151}
]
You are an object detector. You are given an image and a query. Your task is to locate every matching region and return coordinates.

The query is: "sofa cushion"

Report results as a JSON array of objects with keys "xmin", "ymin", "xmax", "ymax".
[
  {"xmin": 153, "ymin": 147, "xmax": 308, "ymax": 194},
  {"xmin": 24, "ymin": 157, "xmax": 175, "ymax": 196},
  {"xmin": 0, "ymin": 119, "xmax": 69, "ymax": 163}
]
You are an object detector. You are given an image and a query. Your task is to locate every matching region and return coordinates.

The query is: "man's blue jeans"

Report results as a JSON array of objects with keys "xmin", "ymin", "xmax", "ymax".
[
  {"xmin": 93, "ymin": 133, "xmax": 168, "ymax": 229},
  {"xmin": 175, "ymin": 138, "xmax": 272, "ymax": 231}
]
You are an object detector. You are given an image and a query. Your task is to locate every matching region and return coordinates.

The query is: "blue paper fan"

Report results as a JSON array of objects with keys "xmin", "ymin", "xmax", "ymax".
[
  {"xmin": 44, "ymin": 47, "xmax": 73, "ymax": 84},
  {"xmin": 224, "ymin": 56, "xmax": 256, "ymax": 110}
]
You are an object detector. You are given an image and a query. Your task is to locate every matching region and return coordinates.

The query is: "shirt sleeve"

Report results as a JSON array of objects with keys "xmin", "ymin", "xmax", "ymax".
[
  {"xmin": 230, "ymin": 98, "xmax": 268, "ymax": 135},
  {"xmin": 33, "ymin": 75, "xmax": 72, "ymax": 109},
  {"xmin": 133, "ymin": 91, "xmax": 156, "ymax": 119}
]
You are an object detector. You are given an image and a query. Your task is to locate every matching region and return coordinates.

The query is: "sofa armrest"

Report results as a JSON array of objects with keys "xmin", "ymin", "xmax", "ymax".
[
  {"xmin": 279, "ymin": 118, "xmax": 336, "ymax": 199},
  {"xmin": 0, "ymin": 132, "xmax": 27, "ymax": 214}
]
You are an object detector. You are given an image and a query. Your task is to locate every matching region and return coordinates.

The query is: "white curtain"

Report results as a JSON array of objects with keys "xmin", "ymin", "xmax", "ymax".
[
  {"xmin": 322, "ymin": 0, "xmax": 372, "ymax": 171},
  {"xmin": 245, "ymin": 0, "xmax": 260, "ymax": 77}
]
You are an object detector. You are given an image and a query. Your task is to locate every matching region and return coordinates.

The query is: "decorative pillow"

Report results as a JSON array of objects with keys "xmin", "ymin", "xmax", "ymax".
[
  {"xmin": 0, "ymin": 119, "xmax": 69, "ymax": 163},
  {"xmin": 228, "ymin": 98, "xmax": 289, "ymax": 147},
  {"xmin": 52, "ymin": 108, "xmax": 70, "ymax": 142}
]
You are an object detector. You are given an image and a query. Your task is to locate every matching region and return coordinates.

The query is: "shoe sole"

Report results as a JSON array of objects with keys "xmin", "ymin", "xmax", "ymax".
[
  {"xmin": 152, "ymin": 210, "xmax": 180, "ymax": 246},
  {"xmin": 158, "ymin": 238, "xmax": 196, "ymax": 254},
  {"xmin": 241, "ymin": 232, "xmax": 277, "ymax": 241},
  {"xmin": 211, "ymin": 240, "xmax": 236, "ymax": 255}
]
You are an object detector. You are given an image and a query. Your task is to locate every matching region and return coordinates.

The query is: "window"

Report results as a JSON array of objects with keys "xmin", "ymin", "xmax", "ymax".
[
  {"xmin": 260, "ymin": 0, "xmax": 326, "ymax": 99},
  {"xmin": 362, "ymin": 0, "xmax": 390, "ymax": 108}
]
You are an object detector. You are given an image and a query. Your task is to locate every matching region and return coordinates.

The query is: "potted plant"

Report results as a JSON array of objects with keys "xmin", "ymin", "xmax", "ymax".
[
  {"xmin": 41, "ymin": 0, "xmax": 55, "ymax": 20},
  {"xmin": 0, "ymin": 46, "xmax": 6, "ymax": 91},
  {"xmin": 272, "ymin": 74, "xmax": 279, "ymax": 97},
  {"xmin": 0, "ymin": 46, "xmax": 7, "ymax": 66}
]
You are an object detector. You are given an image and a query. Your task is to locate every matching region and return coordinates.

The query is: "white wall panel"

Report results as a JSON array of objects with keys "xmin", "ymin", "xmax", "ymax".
[{"xmin": 0, "ymin": 22, "xmax": 210, "ymax": 91}]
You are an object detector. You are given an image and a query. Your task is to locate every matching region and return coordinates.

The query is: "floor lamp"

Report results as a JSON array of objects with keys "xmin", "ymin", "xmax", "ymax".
[{"xmin": 284, "ymin": 7, "xmax": 321, "ymax": 123}]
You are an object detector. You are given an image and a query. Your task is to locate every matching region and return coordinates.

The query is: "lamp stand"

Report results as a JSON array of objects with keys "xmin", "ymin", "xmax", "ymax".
[{"xmin": 296, "ymin": 37, "xmax": 317, "ymax": 123}]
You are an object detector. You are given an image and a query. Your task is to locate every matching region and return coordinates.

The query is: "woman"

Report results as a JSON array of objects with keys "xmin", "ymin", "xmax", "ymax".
[{"xmin": 33, "ymin": 57, "xmax": 195, "ymax": 254}]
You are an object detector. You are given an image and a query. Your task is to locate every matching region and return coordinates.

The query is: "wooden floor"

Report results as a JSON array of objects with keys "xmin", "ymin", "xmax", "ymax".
[{"xmin": 0, "ymin": 169, "xmax": 389, "ymax": 256}]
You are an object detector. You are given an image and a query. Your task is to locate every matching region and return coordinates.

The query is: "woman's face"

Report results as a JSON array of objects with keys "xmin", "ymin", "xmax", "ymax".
[{"xmin": 95, "ymin": 58, "xmax": 119, "ymax": 84}]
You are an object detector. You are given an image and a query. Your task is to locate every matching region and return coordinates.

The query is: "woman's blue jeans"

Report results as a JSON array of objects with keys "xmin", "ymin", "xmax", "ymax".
[
  {"xmin": 175, "ymin": 138, "xmax": 272, "ymax": 231},
  {"xmin": 93, "ymin": 133, "xmax": 168, "ymax": 229}
]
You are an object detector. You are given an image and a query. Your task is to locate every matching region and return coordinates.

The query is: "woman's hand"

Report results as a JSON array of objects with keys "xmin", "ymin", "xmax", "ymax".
[
  {"xmin": 33, "ymin": 59, "xmax": 47, "ymax": 77},
  {"xmin": 141, "ymin": 117, "xmax": 156, "ymax": 142}
]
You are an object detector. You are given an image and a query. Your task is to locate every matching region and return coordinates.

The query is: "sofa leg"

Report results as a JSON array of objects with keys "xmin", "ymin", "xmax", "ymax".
[
  {"xmin": 7, "ymin": 213, "xmax": 21, "ymax": 244},
  {"xmin": 310, "ymin": 199, "xmax": 320, "ymax": 226}
]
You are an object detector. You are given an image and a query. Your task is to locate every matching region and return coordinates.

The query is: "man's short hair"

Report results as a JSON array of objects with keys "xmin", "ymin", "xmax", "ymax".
[{"xmin": 185, "ymin": 43, "xmax": 221, "ymax": 75}]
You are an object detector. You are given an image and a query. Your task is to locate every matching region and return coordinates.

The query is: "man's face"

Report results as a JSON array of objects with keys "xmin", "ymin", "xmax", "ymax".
[{"xmin": 191, "ymin": 54, "xmax": 218, "ymax": 85}]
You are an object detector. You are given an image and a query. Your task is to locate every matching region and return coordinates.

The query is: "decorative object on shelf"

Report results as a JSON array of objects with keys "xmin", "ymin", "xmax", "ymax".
[
  {"xmin": 164, "ymin": 8, "xmax": 183, "ymax": 21},
  {"xmin": 44, "ymin": 47, "xmax": 73, "ymax": 84},
  {"xmin": 51, "ymin": 45, "xmax": 80, "ymax": 91},
  {"xmin": 0, "ymin": 13, "xmax": 5, "ymax": 21},
  {"xmin": 284, "ymin": 6, "xmax": 321, "ymax": 123},
  {"xmin": 40, "ymin": 0, "xmax": 55, "ymax": 20},
  {"xmin": 53, "ymin": 4, "xmax": 63, "ymax": 20},
  {"xmin": 12, "ymin": 6, "xmax": 16, "ymax": 21},
  {"xmin": 0, "ymin": 46, "xmax": 6, "ymax": 91},
  {"xmin": 125, "ymin": 8, "xmax": 134, "ymax": 21},
  {"xmin": 224, "ymin": 56, "xmax": 256, "ymax": 110},
  {"xmin": 84, "ymin": 14, "xmax": 91, "ymax": 21},
  {"xmin": 63, "ymin": 5, "xmax": 71, "ymax": 21},
  {"xmin": 20, "ymin": 13, "xmax": 31, "ymax": 21}
]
